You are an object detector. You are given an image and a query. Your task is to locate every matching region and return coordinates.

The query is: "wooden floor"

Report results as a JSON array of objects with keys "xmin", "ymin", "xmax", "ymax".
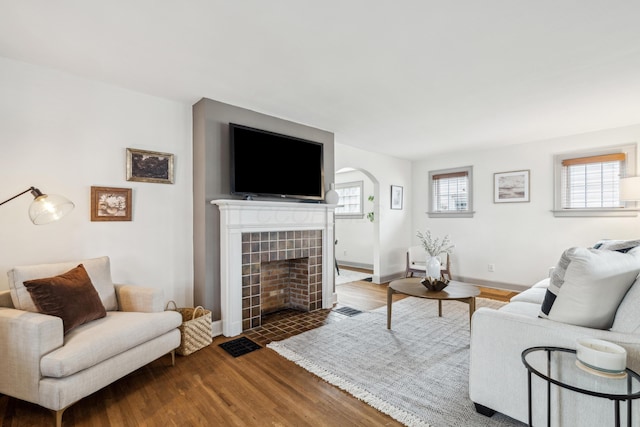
[{"xmin": 0, "ymin": 272, "xmax": 515, "ymax": 426}]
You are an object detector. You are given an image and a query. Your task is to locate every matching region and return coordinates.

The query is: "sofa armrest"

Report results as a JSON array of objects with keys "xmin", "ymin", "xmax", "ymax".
[
  {"xmin": 114, "ymin": 284, "xmax": 165, "ymax": 312},
  {"xmin": 469, "ymin": 307, "xmax": 640, "ymax": 425},
  {"xmin": 0, "ymin": 307, "xmax": 63, "ymax": 404},
  {"xmin": 0, "ymin": 290, "xmax": 14, "ymax": 308}
]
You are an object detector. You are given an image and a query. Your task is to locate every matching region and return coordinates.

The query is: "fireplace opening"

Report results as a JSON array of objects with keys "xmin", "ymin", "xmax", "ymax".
[{"xmin": 261, "ymin": 258, "xmax": 311, "ymax": 315}]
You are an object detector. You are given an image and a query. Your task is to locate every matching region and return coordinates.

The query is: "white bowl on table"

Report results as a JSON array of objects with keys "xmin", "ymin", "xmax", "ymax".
[{"xmin": 576, "ymin": 338, "xmax": 627, "ymax": 374}]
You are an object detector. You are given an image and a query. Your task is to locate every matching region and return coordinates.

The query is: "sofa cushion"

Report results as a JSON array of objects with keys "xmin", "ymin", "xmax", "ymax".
[
  {"xmin": 23, "ymin": 264, "xmax": 106, "ymax": 334},
  {"xmin": 531, "ymin": 278, "xmax": 550, "ymax": 289},
  {"xmin": 510, "ymin": 287, "xmax": 547, "ymax": 305},
  {"xmin": 539, "ymin": 247, "xmax": 640, "ymax": 329},
  {"xmin": 40, "ymin": 310, "xmax": 182, "ymax": 378},
  {"xmin": 8, "ymin": 256, "xmax": 118, "ymax": 312},
  {"xmin": 498, "ymin": 301, "xmax": 542, "ymax": 318},
  {"xmin": 610, "ymin": 276, "xmax": 640, "ymax": 333},
  {"xmin": 509, "ymin": 278, "xmax": 549, "ymax": 304}
]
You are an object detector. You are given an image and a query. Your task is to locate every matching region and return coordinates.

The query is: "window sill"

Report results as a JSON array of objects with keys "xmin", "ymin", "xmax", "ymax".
[
  {"xmin": 427, "ymin": 211, "xmax": 475, "ymax": 218},
  {"xmin": 336, "ymin": 214, "xmax": 364, "ymax": 220},
  {"xmin": 552, "ymin": 209, "xmax": 639, "ymax": 218}
]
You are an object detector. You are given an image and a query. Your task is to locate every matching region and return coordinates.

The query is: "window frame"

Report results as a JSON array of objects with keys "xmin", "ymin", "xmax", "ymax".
[
  {"xmin": 427, "ymin": 165, "xmax": 475, "ymax": 218},
  {"xmin": 335, "ymin": 180, "xmax": 364, "ymax": 219},
  {"xmin": 553, "ymin": 144, "xmax": 638, "ymax": 217}
]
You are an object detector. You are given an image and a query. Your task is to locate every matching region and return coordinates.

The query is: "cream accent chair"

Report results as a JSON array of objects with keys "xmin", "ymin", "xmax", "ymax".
[
  {"xmin": 0, "ymin": 256, "xmax": 182, "ymax": 427},
  {"xmin": 405, "ymin": 246, "xmax": 452, "ymax": 280}
]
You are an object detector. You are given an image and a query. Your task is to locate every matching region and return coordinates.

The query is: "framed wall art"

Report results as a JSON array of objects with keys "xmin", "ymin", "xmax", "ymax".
[
  {"xmin": 494, "ymin": 170, "xmax": 530, "ymax": 203},
  {"xmin": 390, "ymin": 185, "xmax": 403, "ymax": 210},
  {"xmin": 91, "ymin": 186, "xmax": 132, "ymax": 221},
  {"xmin": 126, "ymin": 148, "xmax": 175, "ymax": 184}
]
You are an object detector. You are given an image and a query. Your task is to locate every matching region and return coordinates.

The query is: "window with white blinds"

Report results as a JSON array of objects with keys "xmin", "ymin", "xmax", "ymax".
[
  {"xmin": 335, "ymin": 181, "xmax": 363, "ymax": 218},
  {"xmin": 561, "ymin": 154, "xmax": 624, "ymax": 209},
  {"xmin": 428, "ymin": 166, "xmax": 474, "ymax": 218},
  {"xmin": 553, "ymin": 144, "xmax": 637, "ymax": 217}
]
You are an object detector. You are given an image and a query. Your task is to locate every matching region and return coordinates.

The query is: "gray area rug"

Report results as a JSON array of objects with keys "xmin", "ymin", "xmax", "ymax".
[{"xmin": 267, "ymin": 297, "xmax": 526, "ymax": 427}]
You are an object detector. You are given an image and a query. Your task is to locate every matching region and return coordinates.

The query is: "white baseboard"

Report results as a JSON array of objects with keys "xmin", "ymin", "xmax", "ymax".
[
  {"xmin": 455, "ymin": 276, "xmax": 529, "ymax": 292},
  {"xmin": 212, "ymin": 320, "xmax": 223, "ymax": 337},
  {"xmin": 336, "ymin": 260, "xmax": 373, "ymax": 271}
]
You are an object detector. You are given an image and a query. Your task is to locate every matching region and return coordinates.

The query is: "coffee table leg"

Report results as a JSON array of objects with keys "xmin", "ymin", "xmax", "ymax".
[
  {"xmin": 387, "ymin": 286, "xmax": 393, "ymax": 329},
  {"xmin": 438, "ymin": 300, "xmax": 442, "ymax": 317}
]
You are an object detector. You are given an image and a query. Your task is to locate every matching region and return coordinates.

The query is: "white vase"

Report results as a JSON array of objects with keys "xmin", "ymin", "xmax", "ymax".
[
  {"xmin": 426, "ymin": 255, "xmax": 441, "ymax": 279},
  {"xmin": 325, "ymin": 183, "xmax": 340, "ymax": 205}
]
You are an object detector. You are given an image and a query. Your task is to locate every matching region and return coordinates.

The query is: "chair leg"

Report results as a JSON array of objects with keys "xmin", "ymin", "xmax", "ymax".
[
  {"xmin": 53, "ymin": 407, "xmax": 67, "ymax": 427},
  {"xmin": 171, "ymin": 350, "xmax": 176, "ymax": 366}
]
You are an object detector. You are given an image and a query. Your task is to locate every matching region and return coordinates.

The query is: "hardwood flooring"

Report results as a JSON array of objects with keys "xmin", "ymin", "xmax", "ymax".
[{"xmin": 0, "ymin": 271, "xmax": 516, "ymax": 427}]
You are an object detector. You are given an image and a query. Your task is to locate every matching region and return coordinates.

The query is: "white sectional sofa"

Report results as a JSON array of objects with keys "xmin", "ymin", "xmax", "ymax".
[
  {"xmin": 0, "ymin": 256, "xmax": 182, "ymax": 426},
  {"xmin": 469, "ymin": 245, "xmax": 640, "ymax": 426}
]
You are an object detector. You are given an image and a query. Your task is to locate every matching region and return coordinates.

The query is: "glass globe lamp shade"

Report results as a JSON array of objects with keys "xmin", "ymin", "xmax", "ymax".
[
  {"xmin": 620, "ymin": 176, "xmax": 640, "ymax": 202},
  {"xmin": 28, "ymin": 192, "xmax": 75, "ymax": 225}
]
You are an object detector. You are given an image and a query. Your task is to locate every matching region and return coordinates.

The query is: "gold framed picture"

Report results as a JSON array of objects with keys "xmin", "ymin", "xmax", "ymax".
[
  {"xmin": 126, "ymin": 148, "xmax": 175, "ymax": 184},
  {"xmin": 91, "ymin": 186, "xmax": 132, "ymax": 221}
]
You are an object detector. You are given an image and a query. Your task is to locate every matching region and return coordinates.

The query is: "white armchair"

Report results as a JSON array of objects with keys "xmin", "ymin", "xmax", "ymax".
[
  {"xmin": 405, "ymin": 245, "xmax": 452, "ymax": 280},
  {"xmin": 0, "ymin": 256, "xmax": 182, "ymax": 426}
]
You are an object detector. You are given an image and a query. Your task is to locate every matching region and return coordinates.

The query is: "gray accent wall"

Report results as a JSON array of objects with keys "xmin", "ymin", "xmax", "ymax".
[{"xmin": 192, "ymin": 98, "xmax": 335, "ymax": 320}]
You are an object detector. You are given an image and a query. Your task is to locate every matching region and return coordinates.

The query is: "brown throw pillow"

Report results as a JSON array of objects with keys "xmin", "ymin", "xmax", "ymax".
[{"xmin": 24, "ymin": 264, "xmax": 107, "ymax": 334}]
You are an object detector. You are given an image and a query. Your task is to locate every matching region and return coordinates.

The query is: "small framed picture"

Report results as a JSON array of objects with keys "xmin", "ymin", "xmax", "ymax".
[
  {"xmin": 494, "ymin": 170, "xmax": 530, "ymax": 203},
  {"xmin": 91, "ymin": 186, "xmax": 132, "ymax": 221},
  {"xmin": 390, "ymin": 185, "xmax": 403, "ymax": 210},
  {"xmin": 126, "ymin": 148, "xmax": 174, "ymax": 184}
]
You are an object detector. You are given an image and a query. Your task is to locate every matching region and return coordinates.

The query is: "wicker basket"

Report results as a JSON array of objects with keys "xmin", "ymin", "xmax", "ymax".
[{"xmin": 166, "ymin": 301, "xmax": 213, "ymax": 356}]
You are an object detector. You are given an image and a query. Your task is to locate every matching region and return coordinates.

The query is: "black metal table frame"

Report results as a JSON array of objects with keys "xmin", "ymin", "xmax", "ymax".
[{"xmin": 521, "ymin": 346, "xmax": 640, "ymax": 427}]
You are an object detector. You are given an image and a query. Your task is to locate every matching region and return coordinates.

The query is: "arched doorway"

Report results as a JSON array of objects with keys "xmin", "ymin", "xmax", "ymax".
[{"xmin": 334, "ymin": 167, "xmax": 380, "ymax": 283}]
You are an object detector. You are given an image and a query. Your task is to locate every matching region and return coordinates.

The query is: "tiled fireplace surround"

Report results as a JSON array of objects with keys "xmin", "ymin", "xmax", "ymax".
[
  {"xmin": 241, "ymin": 230, "xmax": 323, "ymax": 330},
  {"xmin": 212, "ymin": 199, "xmax": 336, "ymax": 337}
]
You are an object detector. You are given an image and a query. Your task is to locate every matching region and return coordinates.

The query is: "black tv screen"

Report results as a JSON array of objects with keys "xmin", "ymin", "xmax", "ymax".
[{"xmin": 230, "ymin": 123, "xmax": 325, "ymax": 201}]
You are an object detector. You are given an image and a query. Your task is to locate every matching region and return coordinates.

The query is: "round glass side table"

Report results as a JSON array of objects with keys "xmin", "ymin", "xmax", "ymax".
[{"xmin": 521, "ymin": 346, "xmax": 640, "ymax": 427}]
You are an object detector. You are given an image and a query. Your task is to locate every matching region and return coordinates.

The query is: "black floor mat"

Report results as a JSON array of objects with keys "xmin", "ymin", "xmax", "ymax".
[
  {"xmin": 333, "ymin": 306, "xmax": 363, "ymax": 317},
  {"xmin": 219, "ymin": 337, "xmax": 262, "ymax": 357}
]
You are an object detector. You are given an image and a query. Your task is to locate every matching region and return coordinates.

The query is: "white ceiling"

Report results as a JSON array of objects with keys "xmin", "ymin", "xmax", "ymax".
[{"xmin": 2, "ymin": 1, "xmax": 640, "ymax": 160}]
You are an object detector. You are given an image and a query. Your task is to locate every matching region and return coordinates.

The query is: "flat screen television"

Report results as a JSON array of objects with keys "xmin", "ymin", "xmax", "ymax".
[{"xmin": 230, "ymin": 123, "xmax": 325, "ymax": 201}]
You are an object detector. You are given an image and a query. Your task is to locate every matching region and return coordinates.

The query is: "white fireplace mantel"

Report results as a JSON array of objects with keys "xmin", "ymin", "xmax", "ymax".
[{"xmin": 211, "ymin": 199, "xmax": 337, "ymax": 336}]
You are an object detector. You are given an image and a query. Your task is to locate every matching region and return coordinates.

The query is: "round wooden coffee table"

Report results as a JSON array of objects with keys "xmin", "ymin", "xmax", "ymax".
[{"xmin": 387, "ymin": 277, "xmax": 480, "ymax": 329}]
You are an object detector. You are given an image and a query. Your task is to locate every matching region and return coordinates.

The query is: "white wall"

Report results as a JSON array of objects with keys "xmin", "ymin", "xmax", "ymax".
[
  {"xmin": 0, "ymin": 57, "xmax": 194, "ymax": 306},
  {"xmin": 335, "ymin": 143, "xmax": 412, "ymax": 282},
  {"xmin": 335, "ymin": 169, "xmax": 375, "ymax": 267},
  {"xmin": 412, "ymin": 124, "xmax": 640, "ymax": 289}
]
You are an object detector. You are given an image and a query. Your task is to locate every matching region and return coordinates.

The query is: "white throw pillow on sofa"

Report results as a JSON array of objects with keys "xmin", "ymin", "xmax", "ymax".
[{"xmin": 539, "ymin": 247, "xmax": 640, "ymax": 329}]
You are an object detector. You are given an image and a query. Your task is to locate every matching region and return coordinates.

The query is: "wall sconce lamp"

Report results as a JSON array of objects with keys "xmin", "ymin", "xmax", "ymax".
[
  {"xmin": 620, "ymin": 177, "xmax": 640, "ymax": 203},
  {"xmin": 0, "ymin": 187, "xmax": 75, "ymax": 225}
]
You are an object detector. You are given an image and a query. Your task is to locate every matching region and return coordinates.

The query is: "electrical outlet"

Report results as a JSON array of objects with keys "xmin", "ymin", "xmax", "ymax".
[
  {"xmin": 488, "ymin": 264, "xmax": 495, "ymax": 272},
  {"xmin": 343, "ymin": 250, "xmax": 347, "ymax": 256}
]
